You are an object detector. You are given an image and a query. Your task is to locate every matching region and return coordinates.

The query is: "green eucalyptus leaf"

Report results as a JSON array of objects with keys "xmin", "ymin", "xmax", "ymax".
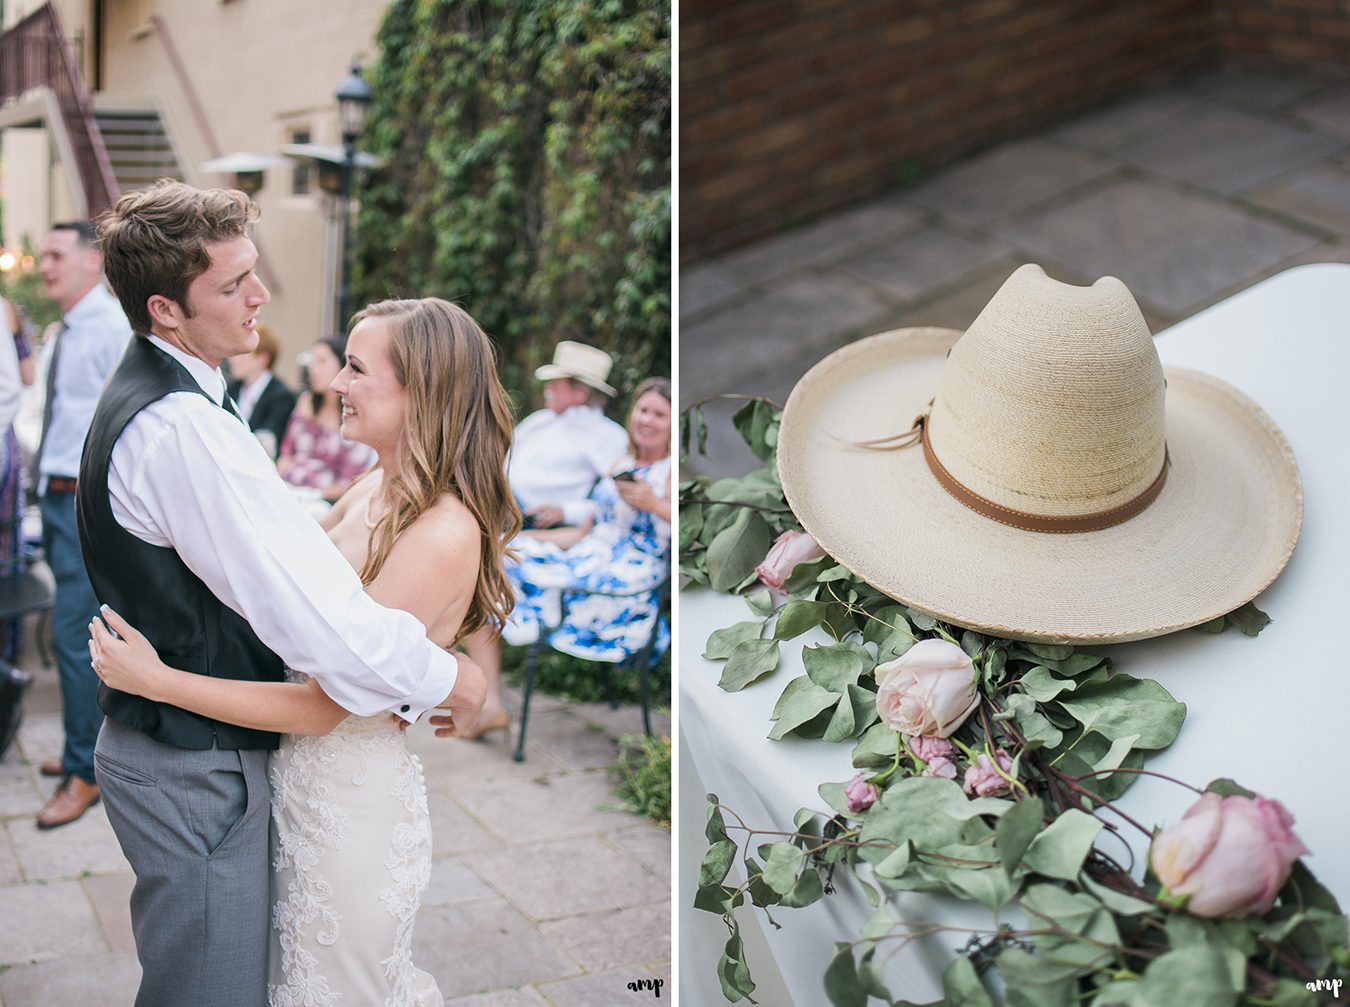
[
  {"xmin": 784, "ymin": 556, "xmax": 831, "ymax": 595},
  {"xmin": 700, "ymin": 838, "xmax": 736, "ymax": 887},
  {"xmin": 852, "ymin": 722, "xmax": 900, "ymax": 769},
  {"xmin": 774, "ymin": 599, "xmax": 829, "ymax": 640},
  {"xmin": 1020, "ymin": 666, "xmax": 1079, "ymax": 702},
  {"xmin": 997, "ymin": 947, "xmax": 1075, "ymax": 1007},
  {"xmin": 938, "ymin": 863, "xmax": 1013, "ymax": 911},
  {"xmin": 717, "ymin": 923, "xmax": 757, "ymax": 1002},
  {"xmin": 824, "ymin": 942, "xmax": 868, "ymax": 1007},
  {"xmin": 818, "ymin": 564, "xmax": 852, "ymax": 581},
  {"xmin": 856, "ymin": 947, "xmax": 891, "ymax": 1000},
  {"xmin": 696, "ymin": 410, "xmax": 709, "ymax": 457},
  {"xmin": 874, "ymin": 841, "xmax": 912, "ymax": 879},
  {"xmin": 707, "ymin": 508, "xmax": 772, "ymax": 593},
  {"xmin": 1057, "ymin": 675, "xmax": 1185, "ymax": 749},
  {"xmin": 719, "ymin": 638, "xmax": 781, "ymax": 692},
  {"xmin": 745, "ymin": 588, "xmax": 776, "ymax": 617},
  {"xmin": 1263, "ymin": 979, "xmax": 1319, "ymax": 1007},
  {"xmin": 1006, "ymin": 692, "xmax": 1064, "ymax": 748},
  {"xmin": 1135, "ymin": 944, "xmax": 1241, "ymax": 1007},
  {"xmin": 733, "ymin": 398, "xmax": 777, "ymax": 462},
  {"xmin": 1089, "ymin": 980, "xmax": 1139, "ymax": 1006},
  {"xmin": 1080, "ymin": 874, "xmax": 1156, "ymax": 916},
  {"xmin": 704, "ymin": 620, "xmax": 764, "ymax": 660},
  {"xmin": 1225, "ymin": 600, "xmax": 1271, "ymax": 636},
  {"xmin": 1091, "ymin": 732, "xmax": 1141, "ymax": 775},
  {"xmin": 1026, "ymin": 642, "xmax": 1074, "ymax": 661},
  {"xmin": 742, "ymin": 856, "xmax": 781, "ymax": 907},
  {"xmin": 760, "ymin": 842, "xmax": 805, "ymax": 895},
  {"xmin": 768, "ymin": 676, "xmax": 840, "ymax": 739},
  {"xmin": 693, "ymin": 881, "xmax": 743, "ymax": 914},
  {"xmin": 907, "ymin": 608, "xmax": 938, "ymax": 631},
  {"xmin": 858, "ymin": 778, "xmax": 992, "ymax": 864},
  {"xmin": 780, "ymin": 867, "xmax": 824, "ymax": 907},
  {"xmin": 1203, "ymin": 777, "xmax": 1257, "ymax": 799},
  {"xmin": 802, "ymin": 642, "xmax": 873, "ymax": 692},
  {"xmin": 941, "ymin": 955, "xmax": 994, "ymax": 1007},
  {"xmin": 682, "ymin": 502, "xmax": 704, "ymax": 542},
  {"xmin": 1192, "ymin": 615, "xmax": 1226, "ymax": 634},
  {"xmin": 996, "ymin": 797, "xmax": 1045, "ymax": 875},
  {"xmin": 705, "ymin": 795, "xmax": 729, "ymax": 843},
  {"xmin": 861, "ymin": 905, "xmax": 899, "ymax": 941},
  {"xmin": 1023, "ymin": 808, "xmax": 1102, "ymax": 881}
]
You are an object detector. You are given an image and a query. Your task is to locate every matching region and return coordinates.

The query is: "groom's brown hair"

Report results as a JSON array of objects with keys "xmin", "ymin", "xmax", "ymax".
[{"xmin": 98, "ymin": 178, "xmax": 259, "ymax": 335}]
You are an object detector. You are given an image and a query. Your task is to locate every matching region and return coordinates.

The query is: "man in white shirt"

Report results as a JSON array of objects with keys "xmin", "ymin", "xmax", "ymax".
[
  {"xmin": 33, "ymin": 222, "xmax": 132, "ymax": 830},
  {"xmin": 508, "ymin": 339, "xmax": 629, "ymax": 528},
  {"xmin": 81, "ymin": 180, "xmax": 484, "ymax": 1007}
]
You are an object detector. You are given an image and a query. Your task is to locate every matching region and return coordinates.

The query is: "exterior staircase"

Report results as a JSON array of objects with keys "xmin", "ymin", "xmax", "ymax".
[{"xmin": 94, "ymin": 108, "xmax": 186, "ymax": 190}]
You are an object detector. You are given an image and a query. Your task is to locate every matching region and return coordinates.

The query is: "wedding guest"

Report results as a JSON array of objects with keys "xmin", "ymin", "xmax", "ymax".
[
  {"xmin": 509, "ymin": 339, "xmax": 628, "ymax": 529},
  {"xmin": 4, "ymin": 296, "xmax": 37, "ymax": 386},
  {"xmin": 276, "ymin": 336, "xmax": 375, "ymax": 502},
  {"xmin": 226, "ymin": 324, "xmax": 296, "ymax": 458},
  {"xmin": 0, "ymin": 298, "xmax": 24, "ymax": 661},
  {"xmin": 465, "ymin": 377, "xmax": 672, "ymax": 737},
  {"xmin": 34, "ymin": 221, "xmax": 133, "ymax": 827}
]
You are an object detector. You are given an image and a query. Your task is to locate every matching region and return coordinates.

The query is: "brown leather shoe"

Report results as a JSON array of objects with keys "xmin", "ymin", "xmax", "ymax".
[
  {"xmin": 36, "ymin": 776, "xmax": 100, "ymax": 830},
  {"xmin": 38, "ymin": 759, "xmax": 64, "ymax": 777}
]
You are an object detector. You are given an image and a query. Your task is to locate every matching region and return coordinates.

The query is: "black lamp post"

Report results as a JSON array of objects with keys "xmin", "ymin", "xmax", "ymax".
[{"xmin": 334, "ymin": 59, "xmax": 372, "ymax": 338}]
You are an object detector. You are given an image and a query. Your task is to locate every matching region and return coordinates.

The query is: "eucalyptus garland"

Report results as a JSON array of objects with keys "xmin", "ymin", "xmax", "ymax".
[{"xmin": 681, "ymin": 398, "xmax": 1349, "ymax": 1007}]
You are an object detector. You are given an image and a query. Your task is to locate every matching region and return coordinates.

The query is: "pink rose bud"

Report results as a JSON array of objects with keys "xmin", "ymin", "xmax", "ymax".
[
  {"xmin": 921, "ymin": 756, "xmax": 958, "ymax": 780},
  {"xmin": 962, "ymin": 750, "xmax": 1015, "ymax": 797},
  {"xmin": 756, "ymin": 531, "xmax": 826, "ymax": 593},
  {"xmin": 910, "ymin": 735, "xmax": 957, "ymax": 764},
  {"xmin": 1150, "ymin": 792, "xmax": 1309, "ymax": 918},
  {"xmin": 845, "ymin": 772, "xmax": 879, "ymax": 812},
  {"xmin": 874, "ymin": 639, "xmax": 979, "ymax": 739}
]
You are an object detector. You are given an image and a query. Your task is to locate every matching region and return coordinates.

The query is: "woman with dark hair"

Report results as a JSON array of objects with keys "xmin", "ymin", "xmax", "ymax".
[
  {"xmin": 89, "ymin": 298, "xmax": 520, "ymax": 1005},
  {"xmin": 276, "ymin": 336, "xmax": 375, "ymax": 501}
]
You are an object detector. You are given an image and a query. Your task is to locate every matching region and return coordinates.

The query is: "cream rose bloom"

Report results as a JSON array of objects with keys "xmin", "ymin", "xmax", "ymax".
[{"xmin": 874, "ymin": 639, "xmax": 979, "ymax": 739}]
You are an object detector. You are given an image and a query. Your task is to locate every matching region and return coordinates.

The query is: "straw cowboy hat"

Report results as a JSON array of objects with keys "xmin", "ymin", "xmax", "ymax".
[
  {"xmin": 535, "ymin": 340, "xmax": 617, "ymax": 396},
  {"xmin": 777, "ymin": 264, "xmax": 1302, "ymax": 643}
]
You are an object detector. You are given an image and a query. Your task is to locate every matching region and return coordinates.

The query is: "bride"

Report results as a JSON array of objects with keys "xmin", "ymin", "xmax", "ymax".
[{"xmin": 89, "ymin": 297, "xmax": 520, "ymax": 1006}]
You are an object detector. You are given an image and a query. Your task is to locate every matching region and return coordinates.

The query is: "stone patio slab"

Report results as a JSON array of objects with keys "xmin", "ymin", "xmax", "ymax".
[
  {"xmin": 427, "ymin": 791, "xmax": 501, "ymax": 858},
  {"xmin": 537, "ymin": 968, "xmax": 666, "ymax": 1006},
  {"xmin": 571, "ymin": 698, "xmax": 670, "ymax": 742},
  {"xmin": 839, "ymin": 222, "xmax": 1012, "ymax": 301},
  {"xmin": 539, "ymin": 902, "xmax": 671, "ymax": 972},
  {"xmin": 1288, "ymin": 81, "xmax": 1350, "ymax": 140},
  {"xmin": 446, "ymin": 989, "xmax": 551, "ymax": 1007},
  {"xmin": 606, "ymin": 823, "xmax": 671, "ymax": 883},
  {"xmin": 0, "ymin": 951, "xmax": 141, "ymax": 1007},
  {"xmin": 425, "ymin": 854, "xmax": 498, "ymax": 907},
  {"xmin": 682, "ymin": 264, "xmax": 748, "ymax": 321},
  {"xmin": 1051, "ymin": 88, "xmax": 1209, "ymax": 151},
  {"xmin": 993, "ymin": 178, "xmax": 1320, "ymax": 315},
  {"xmin": 7, "ymin": 802, "xmax": 128, "ymax": 882},
  {"xmin": 901, "ymin": 139, "xmax": 1116, "ymax": 225},
  {"xmin": 412, "ymin": 898, "xmax": 581, "ymax": 1000},
  {"xmin": 1195, "ymin": 64, "xmax": 1350, "ymax": 111},
  {"xmin": 80, "ymin": 871, "xmax": 136, "ymax": 954},
  {"xmin": 716, "ymin": 202, "xmax": 922, "ymax": 284},
  {"xmin": 0, "ymin": 880, "xmax": 107, "ymax": 966},
  {"xmin": 15, "ymin": 710, "xmax": 63, "ymax": 762},
  {"xmin": 452, "ymin": 770, "xmax": 626, "ymax": 844},
  {"xmin": 1120, "ymin": 103, "xmax": 1344, "ymax": 195},
  {"xmin": 681, "ymin": 272, "xmax": 891, "ymax": 398},
  {"xmin": 411, "ymin": 725, "xmax": 570, "ymax": 784},
  {"xmin": 465, "ymin": 836, "xmax": 664, "ymax": 921},
  {"xmin": 0, "ymin": 755, "xmax": 44, "ymax": 818},
  {"xmin": 1247, "ymin": 160, "xmax": 1350, "ymax": 236},
  {"xmin": 517, "ymin": 710, "xmax": 623, "ymax": 773},
  {"xmin": 0, "ymin": 821, "xmax": 22, "ymax": 885}
]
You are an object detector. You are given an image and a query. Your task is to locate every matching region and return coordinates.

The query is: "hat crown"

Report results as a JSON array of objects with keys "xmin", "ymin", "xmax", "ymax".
[
  {"xmin": 535, "ymin": 340, "xmax": 616, "ymax": 395},
  {"xmin": 927, "ymin": 264, "xmax": 1166, "ymax": 518}
]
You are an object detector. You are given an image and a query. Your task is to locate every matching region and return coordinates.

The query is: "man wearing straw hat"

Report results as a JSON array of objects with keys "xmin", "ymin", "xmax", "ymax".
[{"xmin": 509, "ymin": 339, "xmax": 628, "ymax": 530}]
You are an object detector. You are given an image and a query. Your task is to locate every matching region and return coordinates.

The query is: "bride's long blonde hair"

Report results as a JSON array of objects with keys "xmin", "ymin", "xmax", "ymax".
[{"xmin": 352, "ymin": 297, "xmax": 521, "ymax": 639}]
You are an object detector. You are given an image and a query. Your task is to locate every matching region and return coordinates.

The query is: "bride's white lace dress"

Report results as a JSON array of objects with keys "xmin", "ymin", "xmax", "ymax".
[{"xmin": 266, "ymin": 672, "xmax": 442, "ymax": 1006}]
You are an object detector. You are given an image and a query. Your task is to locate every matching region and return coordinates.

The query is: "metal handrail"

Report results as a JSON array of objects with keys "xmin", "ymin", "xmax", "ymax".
[{"xmin": 0, "ymin": 2, "xmax": 119, "ymax": 214}]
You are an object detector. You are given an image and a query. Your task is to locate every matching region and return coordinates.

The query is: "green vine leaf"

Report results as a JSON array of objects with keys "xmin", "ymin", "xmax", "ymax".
[
  {"xmin": 1136, "ymin": 943, "xmax": 1242, "ymax": 1007},
  {"xmin": 996, "ymin": 797, "xmax": 1045, "ymax": 875},
  {"xmin": 719, "ymin": 639, "xmax": 780, "ymax": 692},
  {"xmin": 823, "ymin": 942, "xmax": 868, "ymax": 1007},
  {"xmin": 768, "ymin": 677, "xmax": 839, "ymax": 740},
  {"xmin": 1022, "ymin": 808, "xmax": 1103, "ymax": 881},
  {"xmin": 1056, "ymin": 675, "xmax": 1186, "ymax": 749},
  {"xmin": 773, "ymin": 599, "xmax": 829, "ymax": 641},
  {"xmin": 717, "ymin": 923, "xmax": 757, "ymax": 1003},
  {"xmin": 707, "ymin": 508, "xmax": 772, "ymax": 593},
  {"xmin": 704, "ymin": 620, "xmax": 764, "ymax": 660}
]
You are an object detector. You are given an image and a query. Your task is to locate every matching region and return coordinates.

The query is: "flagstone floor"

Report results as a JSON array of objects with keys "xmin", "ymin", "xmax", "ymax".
[
  {"xmin": 682, "ymin": 59, "xmax": 1350, "ymax": 480},
  {"xmin": 0, "ymin": 622, "xmax": 670, "ymax": 1007}
]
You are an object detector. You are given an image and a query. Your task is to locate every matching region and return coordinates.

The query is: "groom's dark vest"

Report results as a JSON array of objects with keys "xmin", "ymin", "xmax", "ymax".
[{"xmin": 77, "ymin": 336, "xmax": 284, "ymax": 750}]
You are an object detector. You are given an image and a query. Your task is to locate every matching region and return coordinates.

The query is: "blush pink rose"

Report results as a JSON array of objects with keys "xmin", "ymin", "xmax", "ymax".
[
  {"xmin": 756, "ymin": 531, "xmax": 826, "ymax": 592},
  {"xmin": 874, "ymin": 639, "xmax": 979, "ymax": 739},
  {"xmin": 844, "ymin": 772, "xmax": 880, "ymax": 813},
  {"xmin": 910, "ymin": 736, "xmax": 959, "ymax": 779},
  {"xmin": 1150, "ymin": 792, "xmax": 1308, "ymax": 918},
  {"xmin": 922, "ymin": 756, "xmax": 958, "ymax": 780},
  {"xmin": 962, "ymin": 750, "xmax": 1015, "ymax": 797}
]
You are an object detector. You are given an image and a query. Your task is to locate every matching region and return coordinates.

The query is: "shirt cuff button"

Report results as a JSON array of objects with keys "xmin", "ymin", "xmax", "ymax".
[{"xmin": 400, "ymin": 705, "xmax": 411, "ymax": 713}]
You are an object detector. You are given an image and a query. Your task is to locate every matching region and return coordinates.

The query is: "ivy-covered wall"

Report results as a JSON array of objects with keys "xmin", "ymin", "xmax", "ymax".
[{"xmin": 352, "ymin": 0, "xmax": 671, "ymax": 415}]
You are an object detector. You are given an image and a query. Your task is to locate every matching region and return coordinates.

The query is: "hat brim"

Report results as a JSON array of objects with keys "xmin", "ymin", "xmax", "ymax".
[
  {"xmin": 534, "ymin": 364, "xmax": 616, "ymax": 396},
  {"xmin": 777, "ymin": 327, "xmax": 1303, "ymax": 644}
]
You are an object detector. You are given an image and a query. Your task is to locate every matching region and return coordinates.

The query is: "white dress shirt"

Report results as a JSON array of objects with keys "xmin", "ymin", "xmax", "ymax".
[
  {"xmin": 235, "ymin": 369, "xmax": 272, "ymax": 424},
  {"xmin": 508, "ymin": 404, "xmax": 629, "ymax": 525},
  {"xmin": 106, "ymin": 336, "xmax": 457, "ymax": 721},
  {"xmin": 38, "ymin": 284, "xmax": 131, "ymax": 482}
]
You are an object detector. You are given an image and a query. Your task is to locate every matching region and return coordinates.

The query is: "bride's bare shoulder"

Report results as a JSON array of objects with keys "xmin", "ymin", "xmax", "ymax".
[{"xmin": 395, "ymin": 494, "xmax": 480, "ymax": 564}]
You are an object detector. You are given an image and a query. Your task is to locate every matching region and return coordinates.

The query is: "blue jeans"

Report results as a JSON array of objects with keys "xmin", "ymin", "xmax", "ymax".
[{"xmin": 41, "ymin": 489, "xmax": 103, "ymax": 785}]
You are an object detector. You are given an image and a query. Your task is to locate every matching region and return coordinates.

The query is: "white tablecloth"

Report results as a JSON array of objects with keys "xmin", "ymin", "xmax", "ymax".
[{"xmin": 678, "ymin": 263, "xmax": 1350, "ymax": 1005}]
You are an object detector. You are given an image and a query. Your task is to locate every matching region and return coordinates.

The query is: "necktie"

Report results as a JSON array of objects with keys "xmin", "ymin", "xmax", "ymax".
[{"xmin": 36, "ymin": 321, "xmax": 66, "ymax": 471}]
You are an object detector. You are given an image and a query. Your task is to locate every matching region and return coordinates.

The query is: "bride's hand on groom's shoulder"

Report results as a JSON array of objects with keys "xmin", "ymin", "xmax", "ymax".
[
  {"xmin": 429, "ymin": 652, "xmax": 487, "ymax": 739},
  {"xmin": 88, "ymin": 606, "xmax": 166, "ymax": 701}
]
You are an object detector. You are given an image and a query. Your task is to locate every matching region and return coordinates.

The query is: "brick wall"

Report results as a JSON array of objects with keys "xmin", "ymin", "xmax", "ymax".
[
  {"xmin": 682, "ymin": 0, "xmax": 1218, "ymax": 261},
  {"xmin": 1220, "ymin": 0, "xmax": 1350, "ymax": 63}
]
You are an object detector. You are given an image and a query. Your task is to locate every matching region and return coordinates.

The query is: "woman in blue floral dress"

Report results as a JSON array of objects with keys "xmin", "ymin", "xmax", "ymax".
[{"xmin": 500, "ymin": 377, "xmax": 672, "ymax": 663}]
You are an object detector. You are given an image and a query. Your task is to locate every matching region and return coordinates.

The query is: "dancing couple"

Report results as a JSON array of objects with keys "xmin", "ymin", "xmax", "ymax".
[{"xmin": 78, "ymin": 179, "xmax": 520, "ymax": 1006}]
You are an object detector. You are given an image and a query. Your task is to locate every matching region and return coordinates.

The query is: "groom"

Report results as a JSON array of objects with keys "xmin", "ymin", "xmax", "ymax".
[{"xmin": 76, "ymin": 179, "xmax": 483, "ymax": 1007}]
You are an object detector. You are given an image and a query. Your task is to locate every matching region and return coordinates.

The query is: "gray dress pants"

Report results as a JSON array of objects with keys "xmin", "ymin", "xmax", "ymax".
[{"xmin": 95, "ymin": 717, "xmax": 271, "ymax": 1007}]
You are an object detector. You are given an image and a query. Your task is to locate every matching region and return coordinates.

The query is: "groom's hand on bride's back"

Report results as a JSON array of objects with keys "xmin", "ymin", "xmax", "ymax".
[{"xmin": 428, "ymin": 651, "xmax": 487, "ymax": 738}]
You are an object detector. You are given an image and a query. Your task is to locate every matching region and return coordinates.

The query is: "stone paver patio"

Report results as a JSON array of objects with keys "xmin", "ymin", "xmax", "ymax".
[
  {"xmin": 0, "ymin": 625, "xmax": 670, "ymax": 1007},
  {"xmin": 681, "ymin": 61, "xmax": 1350, "ymax": 479}
]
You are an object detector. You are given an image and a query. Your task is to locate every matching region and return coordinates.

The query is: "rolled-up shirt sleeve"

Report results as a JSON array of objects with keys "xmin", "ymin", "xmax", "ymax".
[{"xmin": 108, "ymin": 390, "xmax": 456, "ymax": 720}]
